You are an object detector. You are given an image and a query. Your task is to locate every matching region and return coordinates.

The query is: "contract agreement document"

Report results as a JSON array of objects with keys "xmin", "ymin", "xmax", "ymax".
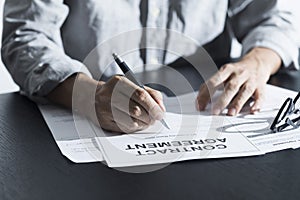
[{"xmin": 39, "ymin": 85, "xmax": 299, "ymax": 167}]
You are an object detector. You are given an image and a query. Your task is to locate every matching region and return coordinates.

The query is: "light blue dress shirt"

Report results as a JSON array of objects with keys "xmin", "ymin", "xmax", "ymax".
[{"xmin": 1, "ymin": 0, "xmax": 300, "ymax": 97}]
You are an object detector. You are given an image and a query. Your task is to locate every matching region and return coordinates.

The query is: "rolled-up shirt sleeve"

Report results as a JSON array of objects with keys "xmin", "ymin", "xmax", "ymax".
[
  {"xmin": 1, "ymin": 0, "xmax": 90, "ymax": 97},
  {"xmin": 229, "ymin": 0, "xmax": 300, "ymax": 69}
]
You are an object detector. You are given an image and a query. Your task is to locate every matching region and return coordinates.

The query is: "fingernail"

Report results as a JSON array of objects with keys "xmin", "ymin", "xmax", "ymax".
[
  {"xmin": 198, "ymin": 103, "xmax": 205, "ymax": 111},
  {"xmin": 196, "ymin": 101, "xmax": 200, "ymax": 111},
  {"xmin": 251, "ymin": 108, "xmax": 260, "ymax": 115},
  {"xmin": 212, "ymin": 108, "xmax": 221, "ymax": 115},
  {"xmin": 199, "ymin": 105, "xmax": 205, "ymax": 111},
  {"xmin": 227, "ymin": 108, "xmax": 236, "ymax": 116}
]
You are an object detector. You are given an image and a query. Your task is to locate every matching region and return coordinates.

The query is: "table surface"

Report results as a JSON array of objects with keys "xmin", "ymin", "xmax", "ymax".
[{"xmin": 1, "ymin": 64, "xmax": 300, "ymax": 200}]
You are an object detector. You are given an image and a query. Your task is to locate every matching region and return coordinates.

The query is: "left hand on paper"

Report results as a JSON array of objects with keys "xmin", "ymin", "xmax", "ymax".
[{"xmin": 196, "ymin": 47, "xmax": 282, "ymax": 116}]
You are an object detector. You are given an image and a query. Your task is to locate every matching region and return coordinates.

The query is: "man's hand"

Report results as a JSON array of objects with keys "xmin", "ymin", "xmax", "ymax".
[
  {"xmin": 95, "ymin": 75, "xmax": 165, "ymax": 133},
  {"xmin": 196, "ymin": 47, "xmax": 282, "ymax": 116},
  {"xmin": 47, "ymin": 73, "xmax": 165, "ymax": 133}
]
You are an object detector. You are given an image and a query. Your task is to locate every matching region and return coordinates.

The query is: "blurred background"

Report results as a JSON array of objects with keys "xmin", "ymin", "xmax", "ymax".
[{"xmin": 0, "ymin": 0, "xmax": 19, "ymax": 94}]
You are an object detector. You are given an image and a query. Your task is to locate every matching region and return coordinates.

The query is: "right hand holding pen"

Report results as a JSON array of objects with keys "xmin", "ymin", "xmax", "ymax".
[{"xmin": 95, "ymin": 75, "xmax": 166, "ymax": 133}]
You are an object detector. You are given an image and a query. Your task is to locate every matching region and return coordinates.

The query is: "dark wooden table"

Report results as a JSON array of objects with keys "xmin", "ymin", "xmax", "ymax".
[{"xmin": 1, "ymin": 64, "xmax": 300, "ymax": 200}]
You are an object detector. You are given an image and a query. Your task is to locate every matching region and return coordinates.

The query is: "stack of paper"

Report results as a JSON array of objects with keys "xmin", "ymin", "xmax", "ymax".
[{"xmin": 39, "ymin": 85, "xmax": 299, "ymax": 167}]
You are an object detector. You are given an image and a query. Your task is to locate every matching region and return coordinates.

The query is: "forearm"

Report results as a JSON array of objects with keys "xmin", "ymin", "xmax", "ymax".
[{"xmin": 47, "ymin": 73, "xmax": 104, "ymax": 115}]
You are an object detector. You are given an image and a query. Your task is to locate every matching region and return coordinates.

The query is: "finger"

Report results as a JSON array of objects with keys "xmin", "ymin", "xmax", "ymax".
[
  {"xmin": 212, "ymin": 74, "xmax": 247, "ymax": 115},
  {"xmin": 111, "ymin": 76, "xmax": 164, "ymax": 120},
  {"xmin": 112, "ymin": 108, "xmax": 149, "ymax": 133},
  {"xmin": 197, "ymin": 64, "xmax": 235, "ymax": 111},
  {"xmin": 95, "ymin": 75, "xmax": 150, "ymax": 132},
  {"xmin": 197, "ymin": 83, "xmax": 214, "ymax": 111},
  {"xmin": 227, "ymin": 82, "xmax": 256, "ymax": 116},
  {"xmin": 129, "ymin": 101, "xmax": 155, "ymax": 125},
  {"xmin": 129, "ymin": 88, "xmax": 164, "ymax": 120},
  {"xmin": 96, "ymin": 113, "xmax": 116, "ymax": 132},
  {"xmin": 145, "ymin": 86, "xmax": 166, "ymax": 112},
  {"xmin": 100, "ymin": 119, "xmax": 136, "ymax": 133},
  {"xmin": 250, "ymin": 87, "xmax": 265, "ymax": 114},
  {"xmin": 197, "ymin": 83, "xmax": 225, "ymax": 110},
  {"xmin": 100, "ymin": 119, "xmax": 123, "ymax": 133},
  {"xmin": 112, "ymin": 93, "xmax": 154, "ymax": 124}
]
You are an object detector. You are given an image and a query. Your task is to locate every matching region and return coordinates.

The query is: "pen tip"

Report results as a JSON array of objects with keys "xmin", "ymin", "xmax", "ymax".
[{"xmin": 161, "ymin": 119, "xmax": 170, "ymax": 129}]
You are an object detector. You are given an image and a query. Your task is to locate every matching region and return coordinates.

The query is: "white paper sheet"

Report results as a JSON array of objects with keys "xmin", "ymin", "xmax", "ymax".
[
  {"xmin": 39, "ymin": 104, "xmax": 104, "ymax": 163},
  {"xmin": 56, "ymin": 138, "xmax": 103, "ymax": 163},
  {"xmin": 225, "ymin": 85, "xmax": 299, "ymax": 153},
  {"xmin": 98, "ymin": 113, "xmax": 261, "ymax": 167},
  {"xmin": 38, "ymin": 84, "xmax": 299, "ymax": 166}
]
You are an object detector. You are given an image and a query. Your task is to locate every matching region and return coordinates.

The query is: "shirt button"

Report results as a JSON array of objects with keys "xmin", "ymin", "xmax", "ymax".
[
  {"xmin": 150, "ymin": 57, "xmax": 159, "ymax": 64},
  {"xmin": 152, "ymin": 7, "xmax": 160, "ymax": 18}
]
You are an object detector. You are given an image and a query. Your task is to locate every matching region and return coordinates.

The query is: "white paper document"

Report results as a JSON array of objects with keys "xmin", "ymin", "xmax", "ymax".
[
  {"xmin": 98, "ymin": 113, "xmax": 261, "ymax": 167},
  {"xmin": 39, "ymin": 104, "xmax": 104, "ymax": 163},
  {"xmin": 38, "ymin": 84, "xmax": 299, "ymax": 167}
]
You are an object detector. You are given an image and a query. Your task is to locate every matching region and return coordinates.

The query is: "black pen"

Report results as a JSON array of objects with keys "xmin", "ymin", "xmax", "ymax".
[{"xmin": 112, "ymin": 53, "xmax": 170, "ymax": 129}]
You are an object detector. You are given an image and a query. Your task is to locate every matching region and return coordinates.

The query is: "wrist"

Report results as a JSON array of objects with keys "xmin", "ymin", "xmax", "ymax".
[
  {"xmin": 71, "ymin": 74, "xmax": 103, "ymax": 121},
  {"xmin": 243, "ymin": 47, "xmax": 282, "ymax": 75},
  {"xmin": 47, "ymin": 73, "xmax": 102, "ymax": 120}
]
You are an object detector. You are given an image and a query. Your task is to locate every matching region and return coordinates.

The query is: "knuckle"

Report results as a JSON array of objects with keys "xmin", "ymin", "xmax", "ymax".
[
  {"xmin": 230, "ymin": 71, "xmax": 239, "ymax": 78},
  {"xmin": 242, "ymin": 84, "xmax": 255, "ymax": 94},
  {"xmin": 106, "ymin": 76, "xmax": 124, "ymax": 88},
  {"xmin": 221, "ymin": 64, "xmax": 234, "ymax": 71},
  {"xmin": 239, "ymin": 68, "xmax": 248, "ymax": 77},
  {"xmin": 132, "ymin": 121, "xmax": 140, "ymax": 129},
  {"xmin": 128, "ymin": 120, "xmax": 146, "ymax": 132},
  {"xmin": 131, "ymin": 105, "xmax": 141, "ymax": 117},
  {"xmin": 226, "ymin": 81, "xmax": 238, "ymax": 91},
  {"xmin": 135, "ymin": 89, "xmax": 148, "ymax": 102},
  {"xmin": 112, "ymin": 75, "xmax": 124, "ymax": 83}
]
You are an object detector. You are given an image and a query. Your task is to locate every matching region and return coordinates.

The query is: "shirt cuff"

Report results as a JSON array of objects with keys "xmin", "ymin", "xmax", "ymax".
[
  {"xmin": 23, "ymin": 58, "xmax": 91, "ymax": 99},
  {"xmin": 242, "ymin": 27, "xmax": 299, "ymax": 70}
]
